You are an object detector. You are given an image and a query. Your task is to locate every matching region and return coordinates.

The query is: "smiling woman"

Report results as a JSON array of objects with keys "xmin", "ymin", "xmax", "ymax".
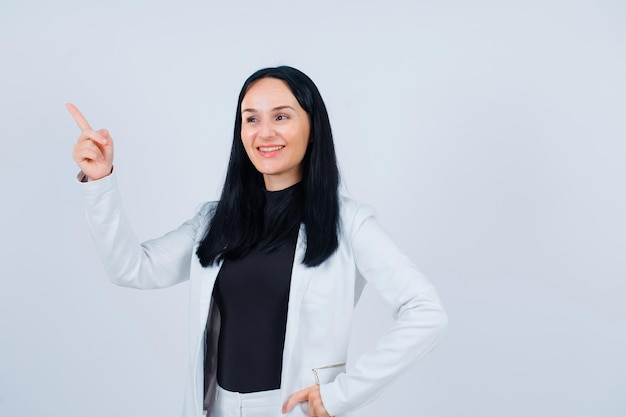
[
  {"xmin": 69, "ymin": 65, "xmax": 448, "ymax": 417},
  {"xmin": 241, "ymin": 78, "xmax": 311, "ymax": 191}
]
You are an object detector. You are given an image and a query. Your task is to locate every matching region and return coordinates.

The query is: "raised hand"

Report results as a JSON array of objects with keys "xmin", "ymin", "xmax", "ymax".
[{"xmin": 67, "ymin": 103, "xmax": 114, "ymax": 181}]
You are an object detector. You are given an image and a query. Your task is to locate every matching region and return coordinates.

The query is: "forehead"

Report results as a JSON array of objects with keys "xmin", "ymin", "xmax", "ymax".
[{"xmin": 242, "ymin": 78, "xmax": 299, "ymax": 108}]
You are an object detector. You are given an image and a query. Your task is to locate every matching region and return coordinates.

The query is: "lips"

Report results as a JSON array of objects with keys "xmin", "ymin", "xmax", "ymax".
[{"xmin": 258, "ymin": 145, "xmax": 285, "ymax": 152}]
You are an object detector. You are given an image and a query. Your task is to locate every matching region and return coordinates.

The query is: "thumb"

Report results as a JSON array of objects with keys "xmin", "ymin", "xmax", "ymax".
[
  {"xmin": 98, "ymin": 129, "xmax": 112, "ymax": 142},
  {"xmin": 282, "ymin": 387, "xmax": 309, "ymax": 414},
  {"xmin": 96, "ymin": 129, "xmax": 114, "ymax": 155}
]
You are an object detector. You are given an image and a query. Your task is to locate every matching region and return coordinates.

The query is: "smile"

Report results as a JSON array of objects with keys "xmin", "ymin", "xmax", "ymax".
[{"xmin": 258, "ymin": 145, "xmax": 285, "ymax": 152}]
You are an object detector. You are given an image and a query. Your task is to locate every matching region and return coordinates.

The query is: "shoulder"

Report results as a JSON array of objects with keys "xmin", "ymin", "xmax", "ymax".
[
  {"xmin": 339, "ymin": 195, "xmax": 376, "ymax": 216},
  {"xmin": 190, "ymin": 201, "xmax": 218, "ymax": 233},
  {"xmin": 338, "ymin": 195, "xmax": 377, "ymax": 232},
  {"xmin": 196, "ymin": 201, "xmax": 218, "ymax": 217}
]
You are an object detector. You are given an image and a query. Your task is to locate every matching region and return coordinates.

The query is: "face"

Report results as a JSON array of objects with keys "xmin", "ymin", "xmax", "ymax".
[{"xmin": 240, "ymin": 77, "xmax": 311, "ymax": 191}]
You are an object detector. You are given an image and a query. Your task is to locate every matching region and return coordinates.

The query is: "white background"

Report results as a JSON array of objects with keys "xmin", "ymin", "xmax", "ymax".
[{"xmin": 1, "ymin": 0, "xmax": 624, "ymax": 416}]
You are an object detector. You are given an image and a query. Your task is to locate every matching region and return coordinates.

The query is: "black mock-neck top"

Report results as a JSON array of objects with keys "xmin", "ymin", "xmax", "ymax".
[{"xmin": 211, "ymin": 183, "xmax": 302, "ymax": 393}]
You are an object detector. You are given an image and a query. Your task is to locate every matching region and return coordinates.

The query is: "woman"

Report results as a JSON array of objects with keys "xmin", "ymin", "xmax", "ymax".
[{"xmin": 69, "ymin": 66, "xmax": 448, "ymax": 417}]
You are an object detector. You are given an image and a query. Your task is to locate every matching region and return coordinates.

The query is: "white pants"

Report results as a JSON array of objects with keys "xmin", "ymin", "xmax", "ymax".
[{"xmin": 208, "ymin": 386, "xmax": 282, "ymax": 417}]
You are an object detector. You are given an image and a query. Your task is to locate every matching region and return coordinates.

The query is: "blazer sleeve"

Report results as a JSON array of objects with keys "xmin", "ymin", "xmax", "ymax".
[
  {"xmin": 319, "ymin": 203, "xmax": 448, "ymax": 415},
  {"xmin": 80, "ymin": 172, "xmax": 210, "ymax": 289}
]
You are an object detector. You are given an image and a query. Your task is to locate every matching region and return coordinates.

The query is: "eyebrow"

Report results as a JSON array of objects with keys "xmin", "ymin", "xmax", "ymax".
[{"xmin": 241, "ymin": 105, "xmax": 295, "ymax": 113}]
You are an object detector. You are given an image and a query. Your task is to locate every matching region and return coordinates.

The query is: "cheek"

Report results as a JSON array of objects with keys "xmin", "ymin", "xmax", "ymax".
[
  {"xmin": 240, "ymin": 130, "xmax": 253, "ymax": 150},
  {"xmin": 288, "ymin": 125, "xmax": 310, "ymax": 153},
  {"xmin": 299, "ymin": 132, "xmax": 311, "ymax": 155},
  {"xmin": 240, "ymin": 135, "xmax": 256, "ymax": 162}
]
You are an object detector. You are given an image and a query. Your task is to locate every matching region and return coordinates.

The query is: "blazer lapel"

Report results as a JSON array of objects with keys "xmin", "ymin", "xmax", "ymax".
[
  {"xmin": 198, "ymin": 261, "xmax": 221, "ymax": 332},
  {"xmin": 281, "ymin": 225, "xmax": 314, "ymax": 394}
]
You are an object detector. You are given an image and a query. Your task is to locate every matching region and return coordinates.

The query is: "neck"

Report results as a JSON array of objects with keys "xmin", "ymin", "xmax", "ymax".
[{"xmin": 263, "ymin": 173, "xmax": 303, "ymax": 191}]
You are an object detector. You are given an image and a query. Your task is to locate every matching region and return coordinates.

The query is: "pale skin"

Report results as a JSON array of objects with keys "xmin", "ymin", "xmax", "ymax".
[
  {"xmin": 69, "ymin": 78, "xmax": 310, "ymax": 192},
  {"xmin": 67, "ymin": 85, "xmax": 333, "ymax": 416},
  {"xmin": 240, "ymin": 77, "xmax": 311, "ymax": 191},
  {"xmin": 67, "ymin": 103, "xmax": 114, "ymax": 181}
]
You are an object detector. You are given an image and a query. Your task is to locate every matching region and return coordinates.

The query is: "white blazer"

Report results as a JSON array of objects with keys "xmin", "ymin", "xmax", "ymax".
[{"xmin": 81, "ymin": 173, "xmax": 448, "ymax": 417}]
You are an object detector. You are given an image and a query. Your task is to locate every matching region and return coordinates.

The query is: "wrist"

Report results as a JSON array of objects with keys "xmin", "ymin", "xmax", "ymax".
[{"xmin": 78, "ymin": 166, "xmax": 114, "ymax": 182}]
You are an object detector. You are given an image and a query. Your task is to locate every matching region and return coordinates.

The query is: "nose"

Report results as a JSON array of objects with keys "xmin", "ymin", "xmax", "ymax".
[{"xmin": 259, "ymin": 119, "xmax": 275, "ymax": 139}]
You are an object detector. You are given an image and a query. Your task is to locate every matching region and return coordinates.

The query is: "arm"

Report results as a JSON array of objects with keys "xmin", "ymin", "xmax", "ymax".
[
  {"xmin": 68, "ymin": 103, "xmax": 208, "ymax": 289},
  {"xmin": 320, "ymin": 204, "xmax": 448, "ymax": 415},
  {"xmin": 81, "ymin": 172, "xmax": 209, "ymax": 289}
]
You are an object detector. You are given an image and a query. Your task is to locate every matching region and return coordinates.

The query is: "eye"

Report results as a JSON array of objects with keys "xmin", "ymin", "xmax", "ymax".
[
  {"xmin": 276, "ymin": 114, "xmax": 289, "ymax": 121},
  {"xmin": 246, "ymin": 116, "xmax": 258, "ymax": 123}
]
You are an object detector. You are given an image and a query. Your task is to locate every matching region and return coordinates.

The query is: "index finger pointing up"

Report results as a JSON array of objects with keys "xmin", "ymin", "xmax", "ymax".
[{"xmin": 66, "ymin": 103, "xmax": 92, "ymax": 131}]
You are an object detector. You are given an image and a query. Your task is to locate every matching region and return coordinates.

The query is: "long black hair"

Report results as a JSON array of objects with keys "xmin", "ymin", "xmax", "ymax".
[{"xmin": 196, "ymin": 66, "xmax": 340, "ymax": 267}]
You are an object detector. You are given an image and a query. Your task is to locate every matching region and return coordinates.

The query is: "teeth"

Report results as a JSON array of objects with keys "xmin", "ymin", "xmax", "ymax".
[{"xmin": 259, "ymin": 145, "xmax": 284, "ymax": 152}]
